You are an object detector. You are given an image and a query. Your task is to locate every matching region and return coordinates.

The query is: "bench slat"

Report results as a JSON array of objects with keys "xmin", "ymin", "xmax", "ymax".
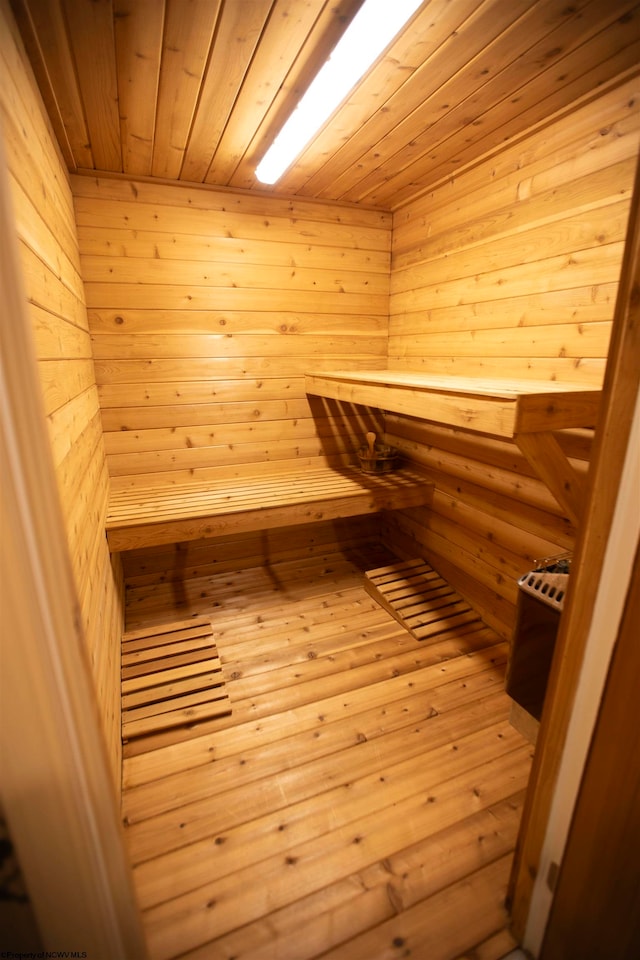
[{"xmin": 107, "ymin": 468, "xmax": 427, "ymax": 514}]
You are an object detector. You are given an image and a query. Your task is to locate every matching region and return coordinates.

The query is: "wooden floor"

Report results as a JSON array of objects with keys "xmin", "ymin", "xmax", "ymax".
[{"xmin": 121, "ymin": 540, "xmax": 532, "ymax": 960}]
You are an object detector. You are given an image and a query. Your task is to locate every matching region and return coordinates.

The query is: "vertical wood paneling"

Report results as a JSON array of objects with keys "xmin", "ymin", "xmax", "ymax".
[
  {"xmin": 364, "ymin": 5, "xmax": 640, "ymax": 209},
  {"xmin": 0, "ymin": 0, "xmax": 123, "ymax": 788},
  {"xmin": 384, "ymin": 78, "xmax": 640, "ymax": 637},
  {"xmin": 180, "ymin": 0, "xmax": 270, "ymax": 184},
  {"xmin": 150, "ymin": 0, "xmax": 221, "ymax": 180},
  {"xmin": 113, "ymin": 0, "xmax": 165, "ymax": 177},
  {"xmin": 63, "ymin": 0, "xmax": 121, "ymax": 171},
  {"xmin": 9, "ymin": 0, "xmax": 93, "ymax": 170},
  {"xmin": 11, "ymin": 0, "xmax": 637, "ymax": 206},
  {"xmin": 73, "ymin": 176, "xmax": 391, "ymax": 484}
]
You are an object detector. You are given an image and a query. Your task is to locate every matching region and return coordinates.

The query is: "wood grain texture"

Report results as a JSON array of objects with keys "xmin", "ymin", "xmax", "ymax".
[
  {"xmin": 119, "ymin": 515, "xmax": 378, "ymax": 591},
  {"xmin": 121, "ymin": 618, "xmax": 231, "ymax": 741},
  {"xmin": 75, "ymin": 175, "xmax": 390, "ymax": 481},
  {"xmin": 1, "ymin": 113, "xmax": 147, "ymax": 960},
  {"xmin": 113, "ymin": 0, "xmax": 164, "ymax": 176},
  {"xmin": 510, "ymin": 143, "xmax": 640, "ymax": 946},
  {"xmin": 540, "ymin": 542, "xmax": 640, "ymax": 959},
  {"xmin": 383, "ymin": 77, "xmax": 639, "ymax": 638},
  {"xmin": 366, "ymin": 558, "xmax": 480, "ymax": 642},
  {"xmin": 106, "ymin": 465, "xmax": 434, "ymax": 552},
  {"xmin": 121, "ymin": 545, "xmax": 531, "ymax": 960},
  {"xmin": 306, "ymin": 372, "xmax": 601, "ymax": 438},
  {"xmin": 1, "ymin": 0, "xmax": 123, "ymax": 786},
  {"xmin": 9, "ymin": 0, "xmax": 639, "ymax": 208}
]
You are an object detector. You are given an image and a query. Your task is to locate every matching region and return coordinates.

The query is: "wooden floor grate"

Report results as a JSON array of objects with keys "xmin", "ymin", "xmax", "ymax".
[
  {"xmin": 121, "ymin": 617, "xmax": 231, "ymax": 741},
  {"xmin": 365, "ymin": 557, "xmax": 480, "ymax": 642}
]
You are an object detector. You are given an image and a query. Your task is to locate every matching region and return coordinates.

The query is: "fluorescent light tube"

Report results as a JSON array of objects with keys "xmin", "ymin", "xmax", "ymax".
[{"xmin": 255, "ymin": 0, "xmax": 423, "ymax": 184}]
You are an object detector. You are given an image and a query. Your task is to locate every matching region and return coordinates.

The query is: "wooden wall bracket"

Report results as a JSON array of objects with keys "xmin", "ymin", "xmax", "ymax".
[{"xmin": 515, "ymin": 431, "xmax": 587, "ymax": 528}]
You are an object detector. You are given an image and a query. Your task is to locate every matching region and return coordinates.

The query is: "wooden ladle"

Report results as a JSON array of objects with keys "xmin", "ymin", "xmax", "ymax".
[{"xmin": 366, "ymin": 431, "xmax": 376, "ymax": 458}]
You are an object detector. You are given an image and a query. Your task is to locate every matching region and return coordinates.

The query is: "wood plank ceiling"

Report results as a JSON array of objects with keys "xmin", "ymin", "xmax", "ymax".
[{"xmin": 11, "ymin": 0, "xmax": 640, "ymax": 210}]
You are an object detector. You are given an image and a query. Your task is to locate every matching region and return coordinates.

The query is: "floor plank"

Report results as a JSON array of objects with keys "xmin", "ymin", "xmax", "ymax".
[{"xmin": 122, "ymin": 543, "xmax": 532, "ymax": 960}]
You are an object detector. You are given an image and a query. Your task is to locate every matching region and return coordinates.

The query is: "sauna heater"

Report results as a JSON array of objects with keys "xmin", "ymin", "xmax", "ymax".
[{"xmin": 506, "ymin": 555, "xmax": 571, "ymax": 721}]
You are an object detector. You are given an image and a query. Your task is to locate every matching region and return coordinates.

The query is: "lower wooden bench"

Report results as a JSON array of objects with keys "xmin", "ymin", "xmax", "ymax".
[{"xmin": 106, "ymin": 465, "xmax": 434, "ymax": 552}]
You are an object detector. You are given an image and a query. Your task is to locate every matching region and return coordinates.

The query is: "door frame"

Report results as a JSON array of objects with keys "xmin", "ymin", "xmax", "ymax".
[
  {"xmin": 509, "ymin": 154, "xmax": 640, "ymax": 952},
  {"xmin": 0, "ymin": 133, "xmax": 147, "ymax": 956}
]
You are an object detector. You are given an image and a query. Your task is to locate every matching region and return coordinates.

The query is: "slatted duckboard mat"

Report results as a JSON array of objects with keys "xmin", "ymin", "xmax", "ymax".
[
  {"xmin": 364, "ymin": 558, "xmax": 480, "ymax": 642},
  {"xmin": 121, "ymin": 617, "xmax": 231, "ymax": 742}
]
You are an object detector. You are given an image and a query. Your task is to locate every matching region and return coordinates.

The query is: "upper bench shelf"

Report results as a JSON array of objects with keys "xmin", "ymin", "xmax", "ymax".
[
  {"xmin": 304, "ymin": 370, "xmax": 601, "ymax": 440},
  {"xmin": 305, "ymin": 371, "xmax": 603, "ymax": 527}
]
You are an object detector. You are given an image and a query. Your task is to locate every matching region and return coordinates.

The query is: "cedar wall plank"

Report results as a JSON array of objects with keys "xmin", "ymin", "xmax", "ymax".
[
  {"xmin": 76, "ymin": 176, "xmax": 391, "ymax": 480},
  {"xmin": 385, "ymin": 76, "xmax": 640, "ymax": 639},
  {"xmin": 0, "ymin": 0, "xmax": 122, "ymax": 789}
]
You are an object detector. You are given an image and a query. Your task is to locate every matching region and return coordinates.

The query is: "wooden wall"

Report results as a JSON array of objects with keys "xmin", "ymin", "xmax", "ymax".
[
  {"xmin": 73, "ymin": 176, "xmax": 390, "ymax": 487},
  {"xmin": 384, "ymin": 76, "xmax": 640, "ymax": 639},
  {"xmin": 0, "ymin": 0, "xmax": 122, "ymax": 787}
]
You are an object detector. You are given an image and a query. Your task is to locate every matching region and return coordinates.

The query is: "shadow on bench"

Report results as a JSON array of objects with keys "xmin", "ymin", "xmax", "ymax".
[{"xmin": 106, "ymin": 465, "xmax": 433, "ymax": 552}]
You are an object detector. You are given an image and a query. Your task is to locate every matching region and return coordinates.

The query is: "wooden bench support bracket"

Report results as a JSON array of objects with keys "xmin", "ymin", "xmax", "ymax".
[{"xmin": 515, "ymin": 431, "xmax": 587, "ymax": 528}]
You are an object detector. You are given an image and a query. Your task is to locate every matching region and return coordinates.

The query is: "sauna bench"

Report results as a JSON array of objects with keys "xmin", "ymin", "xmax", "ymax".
[
  {"xmin": 105, "ymin": 465, "xmax": 434, "ymax": 553},
  {"xmin": 304, "ymin": 371, "xmax": 601, "ymax": 438},
  {"xmin": 305, "ymin": 371, "xmax": 602, "ymax": 527}
]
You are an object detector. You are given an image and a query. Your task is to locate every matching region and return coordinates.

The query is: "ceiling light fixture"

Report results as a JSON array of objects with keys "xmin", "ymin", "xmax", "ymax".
[{"xmin": 255, "ymin": 0, "xmax": 423, "ymax": 185}]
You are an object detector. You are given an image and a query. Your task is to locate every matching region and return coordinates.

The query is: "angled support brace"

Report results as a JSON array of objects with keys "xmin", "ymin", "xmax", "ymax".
[{"xmin": 515, "ymin": 431, "xmax": 587, "ymax": 528}]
